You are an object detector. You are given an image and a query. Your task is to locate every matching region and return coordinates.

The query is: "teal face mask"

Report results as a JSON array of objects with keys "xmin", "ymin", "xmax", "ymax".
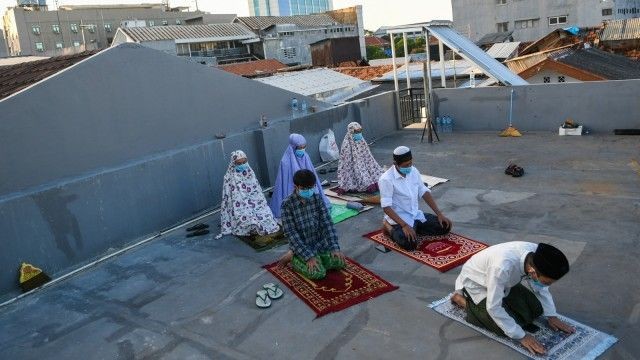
[
  {"xmin": 352, "ymin": 133, "xmax": 364, "ymax": 142},
  {"xmin": 295, "ymin": 149, "xmax": 305, "ymax": 158},
  {"xmin": 235, "ymin": 163, "xmax": 249, "ymax": 172},
  {"xmin": 298, "ymin": 188, "xmax": 315, "ymax": 199},
  {"xmin": 529, "ymin": 278, "xmax": 548, "ymax": 290},
  {"xmin": 398, "ymin": 166, "xmax": 412, "ymax": 175}
]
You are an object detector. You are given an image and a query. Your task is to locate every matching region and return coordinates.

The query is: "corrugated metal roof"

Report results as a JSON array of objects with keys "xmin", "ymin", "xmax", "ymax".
[
  {"xmin": 601, "ymin": 18, "xmax": 640, "ymax": 41},
  {"xmin": 377, "ymin": 60, "xmax": 479, "ymax": 81},
  {"xmin": 552, "ymin": 47, "xmax": 640, "ymax": 80},
  {"xmin": 254, "ymin": 68, "xmax": 376, "ymax": 104},
  {"xmin": 504, "ymin": 44, "xmax": 575, "ymax": 73},
  {"xmin": 486, "ymin": 42, "xmax": 521, "ymax": 59},
  {"xmin": 425, "ymin": 25, "xmax": 528, "ymax": 86},
  {"xmin": 476, "ymin": 31, "xmax": 514, "ymax": 46},
  {"xmin": 0, "ymin": 50, "xmax": 99, "ymax": 100},
  {"xmin": 120, "ymin": 24, "xmax": 258, "ymax": 42},
  {"xmin": 236, "ymin": 14, "xmax": 339, "ymax": 31}
]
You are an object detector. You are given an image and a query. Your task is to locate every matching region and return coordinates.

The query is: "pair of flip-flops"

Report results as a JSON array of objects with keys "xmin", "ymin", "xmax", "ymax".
[
  {"xmin": 186, "ymin": 223, "xmax": 209, "ymax": 237},
  {"xmin": 256, "ymin": 283, "xmax": 284, "ymax": 308},
  {"xmin": 505, "ymin": 164, "xmax": 525, "ymax": 177}
]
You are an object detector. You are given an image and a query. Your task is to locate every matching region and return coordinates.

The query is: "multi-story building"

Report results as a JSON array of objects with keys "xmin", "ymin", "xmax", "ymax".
[
  {"xmin": 452, "ymin": 0, "xmax": 640, "ymax": 42},
  {"xmin": 236, "ymin": 6, "xmax": 365, "ymax": 65},
  {"xmin": 0, "ymin": 30, "xmax": 8, "ymax": 58},
  {"xmin": 2, "ymin": 2, "xmax": 202, "ymax": 56},
  {"xmin": 248, "ymin": 0, "xmax": 333, "ymax": 16}
]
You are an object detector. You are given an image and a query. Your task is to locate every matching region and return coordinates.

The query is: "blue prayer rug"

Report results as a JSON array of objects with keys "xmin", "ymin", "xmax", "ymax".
[{"xmin": 429, "ymin": 294, "xmax": 617, "ymax": 360}]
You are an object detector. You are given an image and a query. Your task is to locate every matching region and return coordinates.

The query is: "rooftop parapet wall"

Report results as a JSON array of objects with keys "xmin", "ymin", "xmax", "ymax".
[{"xmin": 433, "ymin": 80, "xmax": 640, "ymax": 132}]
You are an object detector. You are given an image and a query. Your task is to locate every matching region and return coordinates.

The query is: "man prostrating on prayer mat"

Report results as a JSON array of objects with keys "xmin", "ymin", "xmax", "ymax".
[
  {"xmin": 280, "ymin": 169, "xmax": 346, "ymax": 280},
  {"xmin": 378, "ymin": 146, "xmax": 453, "ymax": 250},
  {"xmin": 451, "ymin": 242, "xmax": 576, "ymax": 355}
]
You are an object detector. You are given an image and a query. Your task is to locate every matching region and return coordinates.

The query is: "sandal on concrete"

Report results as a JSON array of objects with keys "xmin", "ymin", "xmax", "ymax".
[
  {"xmin": 256, "ymin": 290, "xmax": 272, "ymax": 308},
  {"xmin": 186, "ymin": 223, "xmax": 209, "ymax": 231},
  {"xmin": 263, "ymin": 283, "xmax": 284, "ymax": 300}
]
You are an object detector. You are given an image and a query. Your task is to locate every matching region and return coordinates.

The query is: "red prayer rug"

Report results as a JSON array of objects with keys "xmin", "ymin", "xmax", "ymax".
[
  {"xmin": 263, "ymin": 257, "xmax": 398, "ymax": 318},
  {"xmin": 362, "ymin": 230, "xmax": 488, "ymax": 272}
]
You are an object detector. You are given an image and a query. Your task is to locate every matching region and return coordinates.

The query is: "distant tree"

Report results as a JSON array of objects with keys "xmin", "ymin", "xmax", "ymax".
[{"xmin": 366, "ymin": 45, "xmax": 387, "ymax": 60}]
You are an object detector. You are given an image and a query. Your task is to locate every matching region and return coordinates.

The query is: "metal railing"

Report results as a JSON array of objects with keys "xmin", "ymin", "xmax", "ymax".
[
  {"xmin": 399, "ymin": 87, "xmax": 427, "ymax": 127},
  {"xmin": 178, "ymin": 47, "xmax": 248, "ymax": 58}
]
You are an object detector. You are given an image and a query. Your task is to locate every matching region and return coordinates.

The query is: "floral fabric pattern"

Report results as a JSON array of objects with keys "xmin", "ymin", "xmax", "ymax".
[
  {"xmin": 337, "ymin": 122, "xmax": 383, "ymax": 192},
  {"xmin": 220, "ymin": 150, "xmax": 279, "ymax": 236}
]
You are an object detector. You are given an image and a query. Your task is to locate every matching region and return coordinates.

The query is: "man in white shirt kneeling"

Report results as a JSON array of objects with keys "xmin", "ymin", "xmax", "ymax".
[
  {"xmin": 451, "ymin": 242, "xmax": 576, "ymax": 355},
  {"xmin": 379, "ymin": 146, "xmax": 452, "ymax": 250}
]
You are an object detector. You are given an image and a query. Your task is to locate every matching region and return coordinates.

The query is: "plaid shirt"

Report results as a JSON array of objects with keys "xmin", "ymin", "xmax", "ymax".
[{"xmin": 281, "ymin": 192, "xmax": 340, "ymax": 261}]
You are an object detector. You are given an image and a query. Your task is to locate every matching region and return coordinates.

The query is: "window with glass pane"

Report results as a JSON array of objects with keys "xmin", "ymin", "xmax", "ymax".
[
  {"xmin": 71, "ymin": 24, "xmax": 78, "ymax": 33},
  {"xmin": 32, "ymin": 26, "xmax": 40, "ymax": 35},
  {"xmin": 52, "ymin": 24, "xmax": 60, "ymax": 33},
  {"xmin": 56, "ymin": 42, "xmax": 63, "ymax": 49},
  {"xmin": 35, "ymin": 42, "xmax": 44, "ymax": 51}
]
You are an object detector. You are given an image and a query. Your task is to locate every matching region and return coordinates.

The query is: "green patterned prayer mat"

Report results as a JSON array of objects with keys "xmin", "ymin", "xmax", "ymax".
[
  {"xmin": 429, "ymin": 293, "xmax": 617, "ymax": 360},
  {"xmin": 237, "ymin": 232, "xmax": 288, "ymax": 252},
  {"xmin": 330, "ymin": 203, "xmax": 360, "ymax": 224}
]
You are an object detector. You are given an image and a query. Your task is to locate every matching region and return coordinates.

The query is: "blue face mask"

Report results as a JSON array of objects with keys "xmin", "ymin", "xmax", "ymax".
[
  {"xmin": 398, "ymin": 166, "xmax": 412, "ymax": 175},
  {"xmin": 352, "ymin": 133, "xmax": 364, "ymax": 142},
  {"xmin": 529, "ymin": 278, "xmax": 547, "ymax": 289},
  {"xmin": 298, "ymin": 188, "xmax": 315, "ymax": 199},
  {"xmin": 235, "ymin": 163, "xmax": 249, "ymax": 172},
  {"xmin": 295, "ymin": 149, "xmax": 305, "ymax": 158}
]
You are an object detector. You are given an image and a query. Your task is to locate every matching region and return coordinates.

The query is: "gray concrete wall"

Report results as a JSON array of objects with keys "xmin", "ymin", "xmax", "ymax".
[
  {"xmin": 433, "ymin": 80, "xmax": 640, "ymax": 132},
  {"xmin": 0, "ymin": 43, "xmax": 398, "ymax": 297}
]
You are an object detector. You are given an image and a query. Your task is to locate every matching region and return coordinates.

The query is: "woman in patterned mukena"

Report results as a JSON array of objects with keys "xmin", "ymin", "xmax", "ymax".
[
  {"xmin": 335, "ymin": 122, "xmax": 383, "ymax": 195},
  {"xmin": 219, "ymin": 150, "xmax": 280, "ymax": 243}
]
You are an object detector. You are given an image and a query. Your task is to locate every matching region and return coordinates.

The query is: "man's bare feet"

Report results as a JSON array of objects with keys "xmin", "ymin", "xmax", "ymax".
[
  {"xmin": 278, "ymin": 250, "xmax": 293, "ymax": 266},
  {"xmin": 450, "ymin": 292, "xmax": 467, "ymax": 308}
]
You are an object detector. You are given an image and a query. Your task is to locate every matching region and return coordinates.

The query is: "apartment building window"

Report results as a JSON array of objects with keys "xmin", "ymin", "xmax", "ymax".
[
  {"xmin": 70, "ymin": 24, "xmax": 79, "ymax": 33},
  {"xmin": 602, "ymin": 8, "xmax": 613, "ymax": 16},
  {"xmin": 176, "ymin": 19, "xmax": 181, "ymax": 25},
  {"xmin": 32, "ymin": 26, "xmax": 40, "ymax": 35},
  {"xmin": 104, "ymin": 23, "xmax": 112, "ymax": 32},
  {"xmin": 87, "ymin": 25, "xmax": 96, "ymax": 33},
  {"xmin": 281, "ymin": 47, "xmax": 297, "ymax": 59},
  {"xmin": 35, "ymin": 42, "xmax": 44, "ymax": 51},
  {"xmin": 515, "ymin": 18, "xmax": 539, "ymax": 29},
  {"xmin": 496, "ymin": 22, "xmax": 509, "ymax": 32},
  {"xmin": 52, "ymin": 24, "xmax": 60, "ymax": 34},
  {"xmin": 496, "ymin": 0, "xmax": 507, "ymax": 4},
  {"xmin": 278, "ymin": 31, "xmax": 294, "ymax": 36},
  {"xmin": 162, "ymin": 20, "xmax": 168, "ymax": 25},
  {"xmin": 148, "ymin": 20, "xmax": 155, "ymax": 26},
  {"xmin": 548, "ymin": 16, "xmax": 567, "ymax": 26},
  {"xmin": 55, "ymin": 42, "xmax": 63, "ymax": 49},
  {"xmin": 543, "ymin": 76, "xmax": 551, "ymax": 83},
  {"xmin": 73, "ymin": 41, "xmax": 80, "ymax": 47},
  {"xmin": 558, "ymin": 76, "xmax": 566, "ymax": 83}
]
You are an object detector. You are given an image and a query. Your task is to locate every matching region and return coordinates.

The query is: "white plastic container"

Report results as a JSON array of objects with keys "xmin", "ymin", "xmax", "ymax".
[{"xmin": 559, "ymin": 126, "xmax": 583, "ymax": 136}]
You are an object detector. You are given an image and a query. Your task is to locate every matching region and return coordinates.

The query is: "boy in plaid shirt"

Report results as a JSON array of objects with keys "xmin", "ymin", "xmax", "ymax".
[{"xmin": 281, "ymin": 169, "xmax": 346, "ymax": 279}]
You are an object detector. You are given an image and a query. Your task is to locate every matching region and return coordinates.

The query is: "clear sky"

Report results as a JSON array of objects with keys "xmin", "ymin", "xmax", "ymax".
[{"xmin": 1, "ymin": 0, "xmax": 453, "ymax": 31}]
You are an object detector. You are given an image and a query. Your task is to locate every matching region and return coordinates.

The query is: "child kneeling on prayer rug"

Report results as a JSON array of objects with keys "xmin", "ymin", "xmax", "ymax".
[{"xmin": 280, "ymin": 169, "xmax": 346, "ymax": 280}]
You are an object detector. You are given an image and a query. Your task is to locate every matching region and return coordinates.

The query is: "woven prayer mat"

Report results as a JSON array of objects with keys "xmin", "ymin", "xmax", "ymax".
[
  {"xmin": 237, "ymin": 234, "xmax": 287, "ymax": 252},
  {"xmin": 264, "ymin": 257, "xmax": 398, "ymax": 317},
  {"xmin": 429, "ymin": 294, "xmax": 617, "ymax": 360},
  {"xmin": 362, "ymin": 230, "xmax": 488, "ymax": 272}
]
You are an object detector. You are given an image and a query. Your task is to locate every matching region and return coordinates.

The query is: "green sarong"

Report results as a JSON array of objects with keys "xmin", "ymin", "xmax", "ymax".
[
  {"xmin": 292, "ymin": 252, "xmax": 346, "ymax": 280},
  {"xmin": 464, "ymin": 283, "xmax": 543, "ymax": 337}
]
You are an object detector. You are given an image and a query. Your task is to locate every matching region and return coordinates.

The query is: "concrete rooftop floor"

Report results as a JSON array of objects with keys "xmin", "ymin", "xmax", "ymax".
[{"xmin": 1, "ymin": 131, "xmax": 639, "ymax": 360}]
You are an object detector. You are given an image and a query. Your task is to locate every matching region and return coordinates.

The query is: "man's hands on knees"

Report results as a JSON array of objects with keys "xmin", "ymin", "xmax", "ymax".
[
  {"xmin": 436, "ymin": 213, "xmax": 453, "ymax": 230},
  {"xmin": 401, "ymin": 223, "xmax": 417, "ymax": 244},
  {"xmin": 331, "ymin": 251, "xmax": 346, "ymax": 263},
  {"xmin": 548, "ymin": 316, "xmax": 575, "ymax": 334},
  {"xmin": 306, "ymin": 257, "xmax": 320, "ymax": 273},
  {"xmin": 520, "ymin": 334, "xmax": 546, "ymax": 355}
]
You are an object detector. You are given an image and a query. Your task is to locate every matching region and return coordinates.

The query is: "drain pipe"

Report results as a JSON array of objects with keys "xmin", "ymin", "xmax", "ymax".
[{"xmin": 509, "ymin": 88, "xmax": 514, "ymax": 127}]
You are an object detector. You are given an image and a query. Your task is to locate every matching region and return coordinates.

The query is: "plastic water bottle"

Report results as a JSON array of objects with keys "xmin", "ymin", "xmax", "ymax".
[
  {"xmin": 449, "ymin": 116, "xmax": 454, "ymax": 133},
  {"xmin": 291, "ymin": 97, "xmax": 298, "ymax": 112},
  {"xmin": 301, "ymin": 100, "xmax": 307, "ymax": 113},
  {"xmin": 436, "ymin": 116, "xmax": 442, "ymax": 133},
  {"xmin": 443, "ymin": 116, "xmax": 451, "ymax": 133}
]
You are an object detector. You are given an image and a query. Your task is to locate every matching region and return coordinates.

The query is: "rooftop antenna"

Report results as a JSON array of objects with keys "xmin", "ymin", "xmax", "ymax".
[{"xmin": 499, "ymin": 88, "xmax": 522, "ymax": 137}]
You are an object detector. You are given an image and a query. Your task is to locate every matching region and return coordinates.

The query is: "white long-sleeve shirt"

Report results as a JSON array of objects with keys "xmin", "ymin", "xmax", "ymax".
[
  {"xmin": 454, "ymin": 241, "xmax": 558, "ymax": 340},
  {"xmin": 378, "ymin": 166, "xmax": 430, "ymax": 226}
]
